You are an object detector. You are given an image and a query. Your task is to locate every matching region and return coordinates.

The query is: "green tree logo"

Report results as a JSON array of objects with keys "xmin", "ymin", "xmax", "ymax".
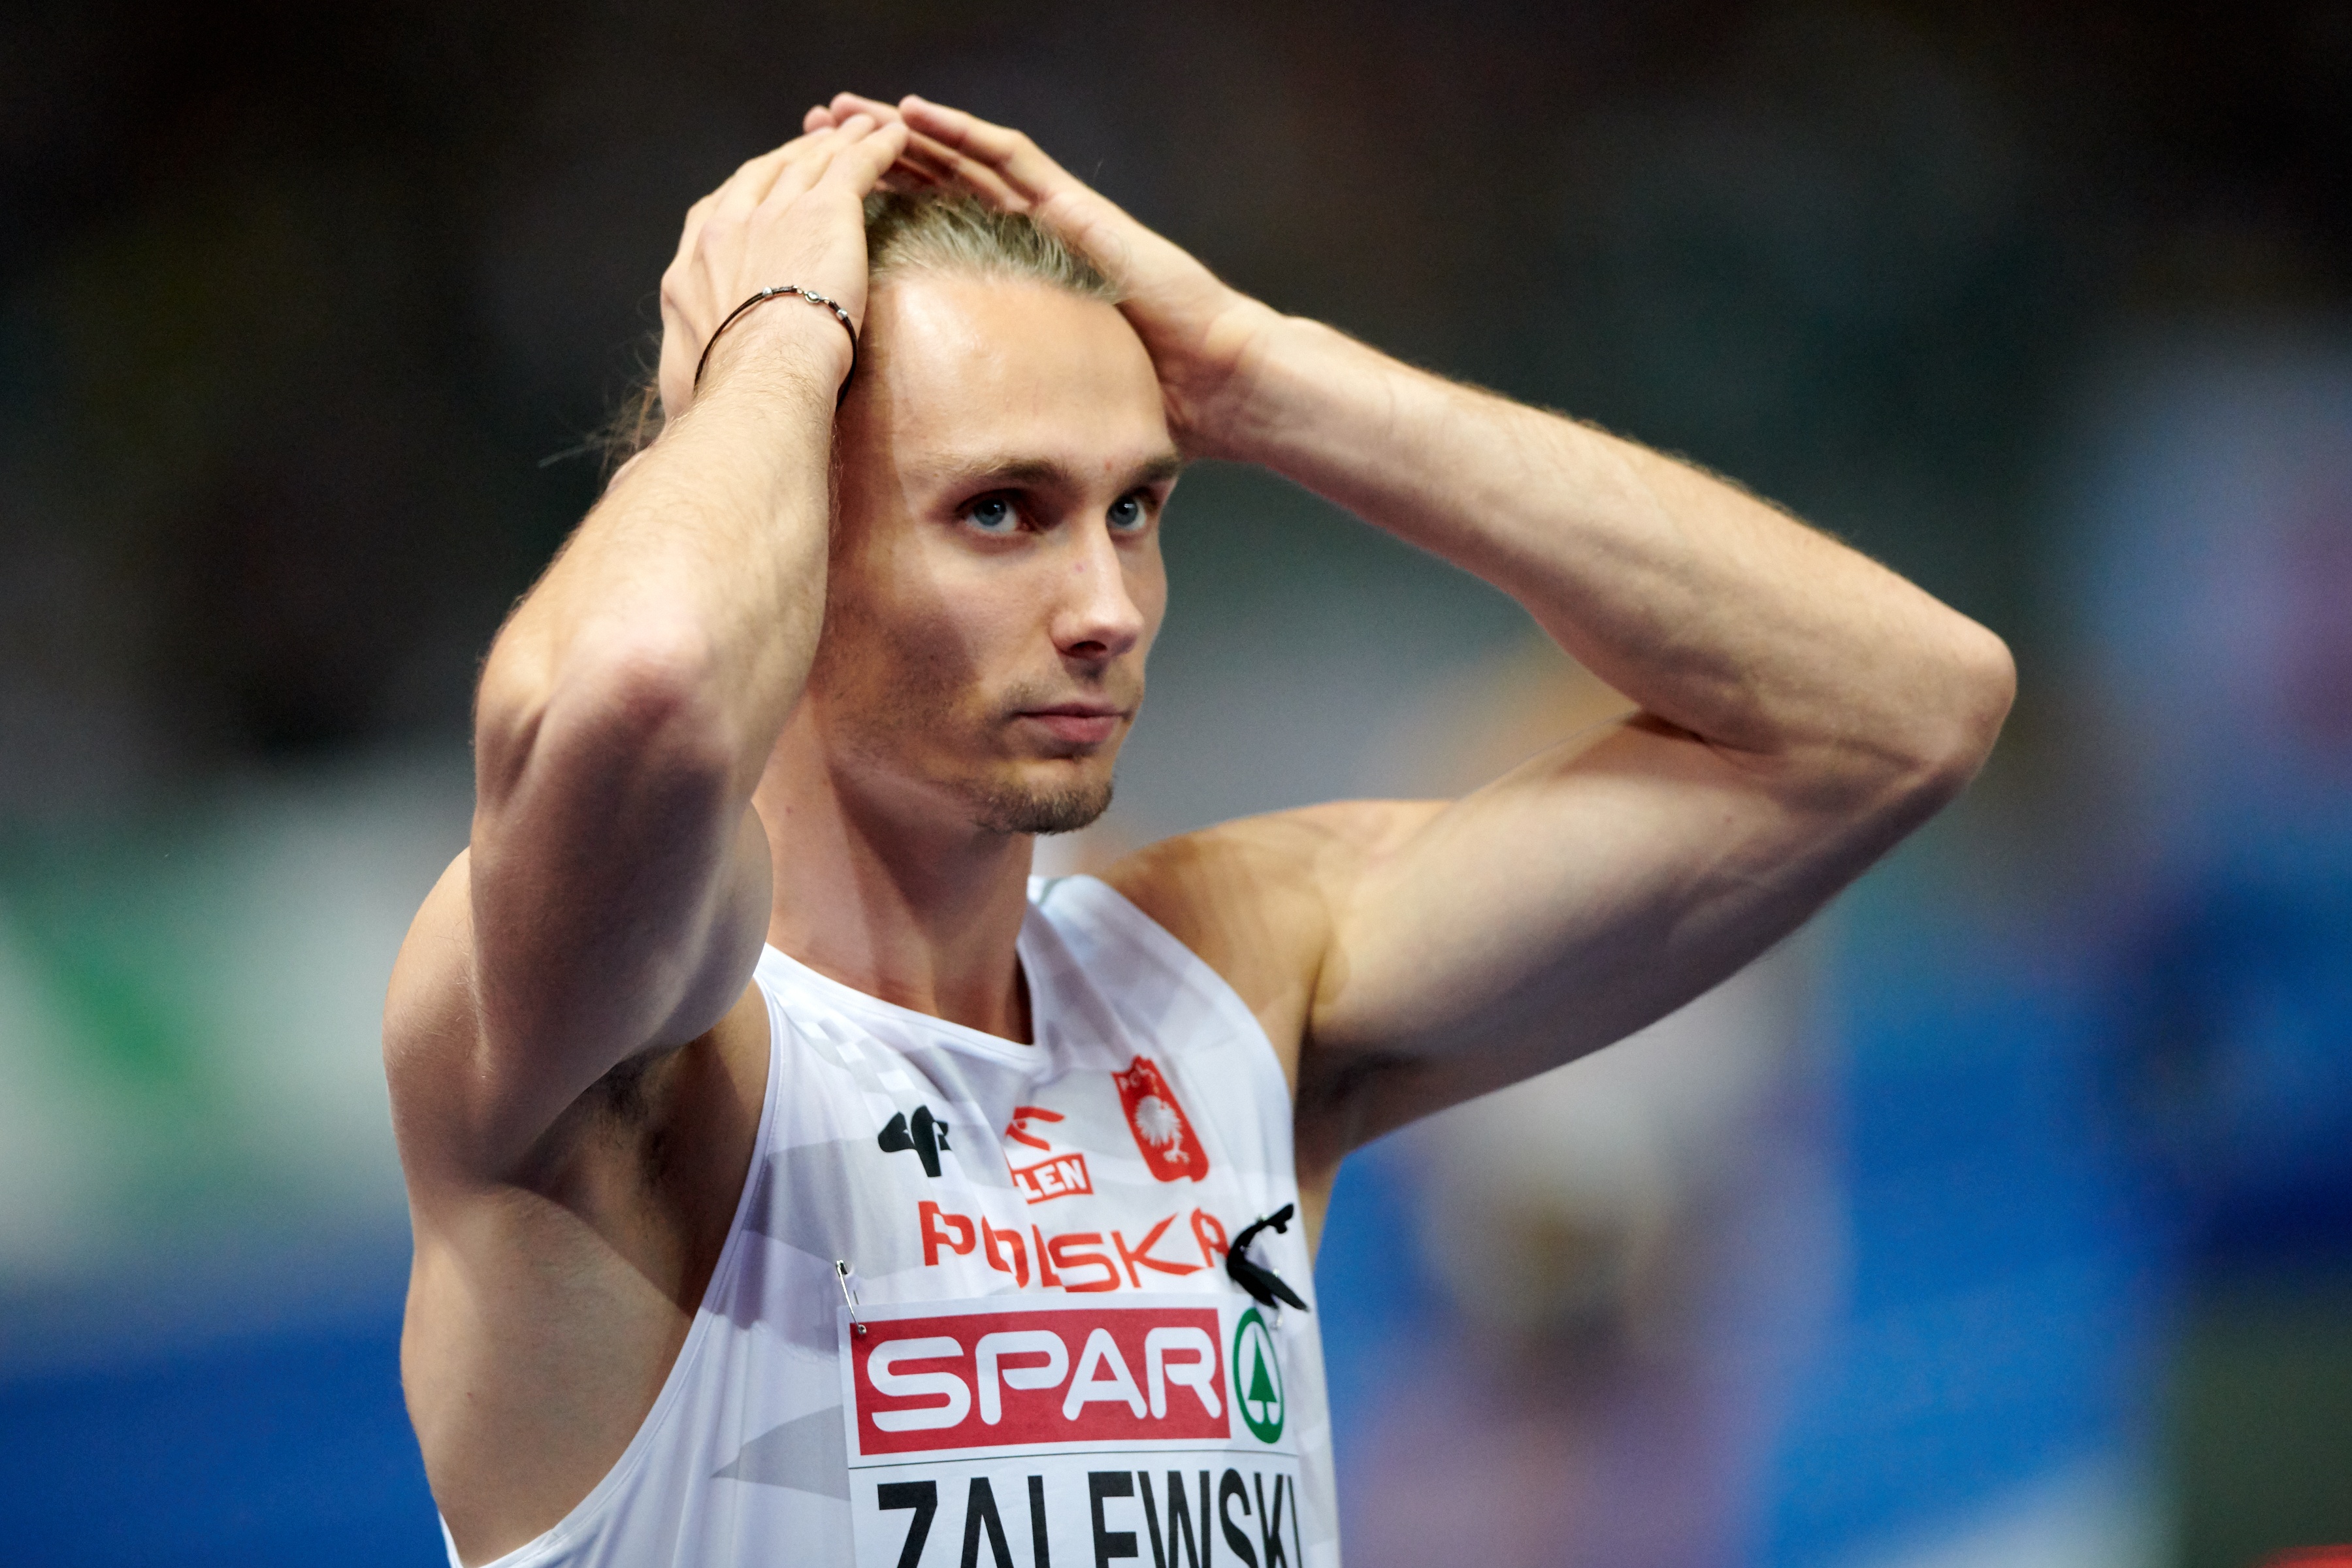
[{"xmin": 1232, "ymin": 1308, "xmax": 1284, "ymax": 1443}]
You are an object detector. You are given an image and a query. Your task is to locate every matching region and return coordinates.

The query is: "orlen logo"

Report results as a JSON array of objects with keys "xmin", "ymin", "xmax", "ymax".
[{"xmin": 851, "ymin": 1305, "xmax": 1226, "ymax": 1456}]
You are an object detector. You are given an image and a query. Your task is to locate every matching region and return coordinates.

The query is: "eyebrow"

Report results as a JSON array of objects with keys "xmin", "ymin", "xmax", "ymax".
[{"xmin": 923, "ymin": 449, "xmax": 1186, "ymax": 494}]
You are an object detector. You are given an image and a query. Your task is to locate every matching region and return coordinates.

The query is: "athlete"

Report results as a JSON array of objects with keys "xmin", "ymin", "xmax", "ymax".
[{"xmin": 384, "ymin": 93, "xmax": 2015, "ymax": 1568}]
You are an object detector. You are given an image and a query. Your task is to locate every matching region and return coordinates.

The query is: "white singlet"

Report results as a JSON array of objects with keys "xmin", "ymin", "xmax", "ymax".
[{"xmin": 449, "ymin": 875, "xmax": 1338, "ymax": 1568}]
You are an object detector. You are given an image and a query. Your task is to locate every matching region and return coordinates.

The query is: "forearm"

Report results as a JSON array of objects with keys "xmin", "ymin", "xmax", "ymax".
[
  {"xmin": 477, "ymin": 311, "xmax": 844, "ymax": 803},
  {"xmin": 1224, "ymin": 316, "xmax": 2014, "ymax": 787}
]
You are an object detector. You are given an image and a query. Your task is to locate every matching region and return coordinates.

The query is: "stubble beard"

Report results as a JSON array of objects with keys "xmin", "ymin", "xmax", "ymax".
[
  {"xmin": 823, "ymin": 644, "xmax": 1125, "ymax": 838},
  {"xmin": 964, "ymin": 772, "xmax": 1115, "ymax": 837}
]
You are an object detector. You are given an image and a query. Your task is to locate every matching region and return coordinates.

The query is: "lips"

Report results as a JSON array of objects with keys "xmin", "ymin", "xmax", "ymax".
[{"xmin": 1017, "ymin": 706, "xmax": 1126, "ymax": 745}]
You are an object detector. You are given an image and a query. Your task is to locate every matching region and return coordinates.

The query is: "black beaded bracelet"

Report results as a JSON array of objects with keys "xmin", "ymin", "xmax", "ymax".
[{"xmin": 692, "ymin": 285, "xmax": 858, "ymax": 391}]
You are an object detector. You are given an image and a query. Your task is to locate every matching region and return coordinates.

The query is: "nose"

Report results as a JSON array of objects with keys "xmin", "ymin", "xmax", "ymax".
[{"xmin": 1050, "ymin": 519, "xmax": 1148, "ymax": 664}]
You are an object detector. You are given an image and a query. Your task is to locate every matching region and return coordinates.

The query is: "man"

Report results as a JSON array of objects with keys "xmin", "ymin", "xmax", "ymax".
[{"xmin": 384, "ymin": 93, "xmax": 2013, "ymax": 1568}]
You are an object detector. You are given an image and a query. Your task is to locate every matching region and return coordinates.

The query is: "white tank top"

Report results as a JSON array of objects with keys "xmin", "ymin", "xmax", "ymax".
[{"xmin": 450, "ymin": 875, "xmax": 1338, "ymax": 1568}]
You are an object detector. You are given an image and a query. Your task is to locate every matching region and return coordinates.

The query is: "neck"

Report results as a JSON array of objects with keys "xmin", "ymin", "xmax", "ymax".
[{"xmin": 754, "ymin": 728, "xmax": 1037, "ymax": 1043}]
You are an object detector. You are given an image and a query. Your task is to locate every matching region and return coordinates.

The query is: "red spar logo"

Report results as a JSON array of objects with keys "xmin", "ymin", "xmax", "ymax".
[
  {"xmin": 852, "ymin": 1305, "xmax": 1227, "ymax": 1456},
  {"xmin": 1113, "ymin": 1057, "xmax": 1209, "ymax": 1183}
]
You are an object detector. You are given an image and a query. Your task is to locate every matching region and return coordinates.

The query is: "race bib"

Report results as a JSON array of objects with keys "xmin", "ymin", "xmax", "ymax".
[{"xmin": 840, "ymin": 1294, "xmax": 1305, "ymax": 1568}]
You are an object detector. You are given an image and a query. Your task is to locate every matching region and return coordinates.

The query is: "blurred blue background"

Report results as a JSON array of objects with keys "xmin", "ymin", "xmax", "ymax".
[{"xmin": 3, "ymin": 3, "xmax": 2348, "ymax": 1565}]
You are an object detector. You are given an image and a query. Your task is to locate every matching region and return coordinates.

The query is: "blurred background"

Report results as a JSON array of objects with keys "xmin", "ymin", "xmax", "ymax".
[{"xmin": 2, "ymin": 1, "xmax": 2348, "ymax": 1563}]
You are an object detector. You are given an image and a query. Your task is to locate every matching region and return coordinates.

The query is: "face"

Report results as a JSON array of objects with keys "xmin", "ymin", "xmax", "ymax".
[{"xmin": 808, "ymin": 271, "xmax": 1177, "ymax": 837}]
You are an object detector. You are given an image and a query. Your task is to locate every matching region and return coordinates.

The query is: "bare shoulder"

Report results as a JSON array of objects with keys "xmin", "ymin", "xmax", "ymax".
[
  {"xmin": 382, "ymin": 850, "xmax": 490, "ymax": 1194},
  {"xmin": 1097, "ymin": 799, "xmax": 1446, "ymax": 1090}
]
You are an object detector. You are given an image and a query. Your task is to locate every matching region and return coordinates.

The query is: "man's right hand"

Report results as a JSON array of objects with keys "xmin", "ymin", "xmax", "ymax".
[
  {"xmin": 806, "ymin": 92, "xmax": 1283, "ymax": 461},
  {"xmin": 656, "ymin": 113, "xmax": 907, "ymax": 421}
]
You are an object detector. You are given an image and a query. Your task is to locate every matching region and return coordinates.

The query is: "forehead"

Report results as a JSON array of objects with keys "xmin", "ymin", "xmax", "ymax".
[{"xmin": 847, "ymin": 272, "xmax": 1171, "ymax": 485}]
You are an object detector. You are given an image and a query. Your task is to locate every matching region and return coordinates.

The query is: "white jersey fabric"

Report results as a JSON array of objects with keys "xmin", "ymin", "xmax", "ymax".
[{"xmin": 451, "ymin": 874, "xmax": 1337, "ymax": 1568}]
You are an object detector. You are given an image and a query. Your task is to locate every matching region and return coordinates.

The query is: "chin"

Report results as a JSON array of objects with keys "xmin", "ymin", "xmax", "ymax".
[{"xmin": 964, "ymin": 771, "xmax": 1115, "ymax": 836}]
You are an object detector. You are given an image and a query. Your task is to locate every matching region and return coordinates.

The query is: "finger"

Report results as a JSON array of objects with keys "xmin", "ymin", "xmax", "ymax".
[
  {"xmin": 810, "ymin": 118, "xmax": 909, "ymax": 208},
  {"xmin": 671, "ymin": 139, "xmax": 800, "ymax": 271},
  {"xmin": 885, "ymin": 141, "xmax": 959, "ymax": 189},
  {"xmin": 898, "ymin": 95, "xmax": 1077, "ymax": 203},
  {"xmin": 695, "ymin": 123, "xmax": 830, "ymax": 216},
  {"xmin": 875, "ymin": 154, "xmax": 948, "ymax": 196},
  {"xmin": 681, "ymin": 127, "xmax": 835, "ymax": 267},
  {"xmin": 710, "ymin": 115, "xmax": 874, "ymax": 267},
  {"xmin": 723, "ymin": 137, "xmax": 813, "ymax": 207},
  {"xmin": 890, "ymin": 133, "xmax": 1025, "ymax": 210},
  {"xmin": 803, "ymin": 104, "xmax": 833, "ymax": 133},
  {"xmin": 711, "ymin": 125, "xmax": 842, "ymax": 223},
  {"xmin": 755, "ymin": 115, "xmax": 875, "ymax": 211},
  {"xmin": 828, "ymin": 91, "xmax": 906, "ymax": 128}
]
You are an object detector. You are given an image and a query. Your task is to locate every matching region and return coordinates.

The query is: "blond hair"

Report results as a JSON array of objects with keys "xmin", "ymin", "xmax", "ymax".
[
  {"xmin": 604, "ymin": 194, "xmax": 1109, "ymax": 462},
  {"xmin": 864, "ymin": 191, "xmax": 1115, "ymax": 301}
]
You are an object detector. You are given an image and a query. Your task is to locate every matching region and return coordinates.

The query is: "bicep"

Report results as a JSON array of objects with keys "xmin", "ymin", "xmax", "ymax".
[{"xmin": 1305, "ymin": 715, "xmax": 1897, "ymax": 1143}]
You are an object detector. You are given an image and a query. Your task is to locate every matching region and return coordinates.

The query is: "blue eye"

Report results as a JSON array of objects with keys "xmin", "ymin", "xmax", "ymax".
[
  {"xmin": 1108, "ymin": 495, "xmax": 1148, "ymax": 532},
  {"xmin": 964, "ymin": 496, "xmax": 1019, "ymax": 535}
]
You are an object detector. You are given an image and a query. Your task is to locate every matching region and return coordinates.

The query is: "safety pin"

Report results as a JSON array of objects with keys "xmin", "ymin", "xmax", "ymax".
[{"xmin": 836, "ymin": 1260, "xmax": 866, "ymax": 1337}]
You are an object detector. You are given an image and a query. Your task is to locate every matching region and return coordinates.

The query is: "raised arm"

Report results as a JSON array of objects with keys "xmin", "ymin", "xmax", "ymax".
[
  {"xmin": 1211, "ymin": 331, "xmax": 2016, "ymax": 1130},
  {"xmin": 836, "ymin": 94, "xmax": 2012, "ymax": 1151},
  {"xmin": 384, "ymin": 117, "xmax": 907, "ymax": 1186}
]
